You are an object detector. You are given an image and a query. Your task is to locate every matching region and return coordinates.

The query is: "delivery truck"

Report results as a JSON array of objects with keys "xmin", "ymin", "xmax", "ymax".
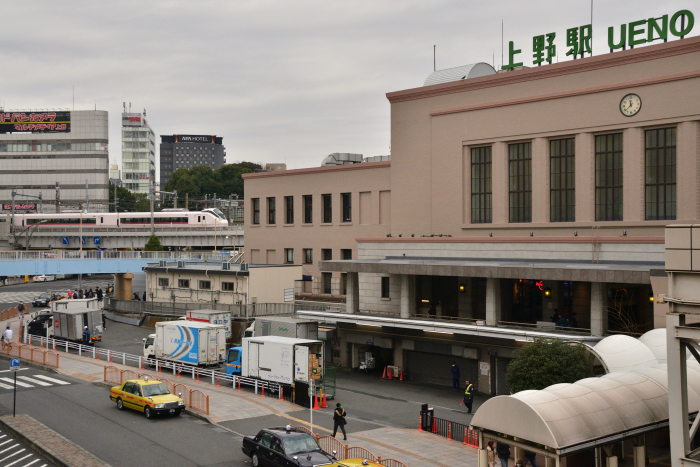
[
  {"xmin": 185, "ymin": 309, "xmax": 232, "ymax": 340},
  {"xmin": 50, "ymin": 298, "xmax": 103, "ymax": 344},
  {"xmin": 225, "ymin": 336, "xmax": 324, "ymax": 386},
  {"xmin": 143, "ymin": 321, "xmax": 226, "ymax": 367},
  {"xmin": 245, "ymin": 317, "xmax": 318, "ymax": 340}
]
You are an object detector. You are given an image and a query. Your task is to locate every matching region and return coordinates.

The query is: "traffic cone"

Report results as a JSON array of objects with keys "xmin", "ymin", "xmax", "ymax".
[
  {"xmin": 381, "ymin": 367, "xmax": 387, "ymax": 379},
  {"xmin": 388, "ymin": 367, "xmax": 393, "ymax": 380},
  {"xmin": 418, "ymin": 414, "xmax": 423, "ymax": 432},
  {"xmin": 177, "ymin": 366, "xmax": 181, "ymax": 378},
  {"xmin": 321, "ymin": 393, "xmax": 328, "ymax": 408},
  {"xmin": 109, "ymin": 351, "xmax": 113, "ymax": 363},
  {"xmin": 431, "ymin": 421, "xmax": 437, "ymax": 434},
  {"xmin": 313, "ymin": 394, "xmax": 320, "ymax": 410},
  {"xmin": 280, "ymin": 389, "xmax": 284, "ymax": 401},
  {"xmin": 261, "ymin": 383, "xmax": 265, "ymax": 397},
  {"xmin": 462, "ymin": 427, "xmax": 468, "ymax": 445},
  {"xmin": 196, "ymin": 368, "xmax": 200, "ymax": 381},
  {"xmin": 217, "ymin": 375, "xmax": 220, "ymax": 387},
  {"xmin": 158, "ymin": 361, "xmax": 161, "ymax": 373},
  {"xmin": 237, "ymin": 378, "xmax": 242, "ymax": 391},
  {"xmin": 447, "ymin": 423, "xmax": 453, "ymax": 441},
  {"xmin": 399, "ymin": 369, "xmax": 404, "ymax": 381}
]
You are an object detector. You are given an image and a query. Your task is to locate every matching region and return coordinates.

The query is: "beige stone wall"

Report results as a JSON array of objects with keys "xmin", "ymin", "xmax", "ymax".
[
  {"xmin": 248, "ymin": 265, "xmax": 302, "ymax": 303},
  {"xmin": 243, "ymin": 162, "xmax": 391, "ymax": 292}
]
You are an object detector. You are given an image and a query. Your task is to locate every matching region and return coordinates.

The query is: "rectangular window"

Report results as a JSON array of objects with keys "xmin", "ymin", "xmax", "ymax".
[
  {"xmin": 303, "ymin": 195, "xmax": 313, "ymax": 223},
  {"xmin": 158, "ymin": 278, "xmax": 169, "ymax": 287},
  {"xmin": 303, "ymin": 249, "xmax": 313, "ymax": 264},
  {"xmin": 285, "ymin": 248, "xmax": 294, "ymax": 264},
  {"xmin": 471, "ymin": 146, "xmax": 492, "ymax": 223},
  {"xmin": 645, "ymin": 128, "xmax": 676, "ymax": 220},
  {"xmin": 252, "ymin": 198, "xmax": 260, "ymax": 225},
  {"xmin": 509, "ymin": 142, "xmax": 532, "ymax": 223},
  {"xmin": 341, "ymin": 193, "xmax": 351, "ymax": 222},
  {"xmin": 341, "ymin": 273, "xmax": 348, "ymax": 296},
  {"xmin": 341, "ymin": 249, "xmax": 352, "ymax": 260},
  {"xmin": 284, "ymin": 196, "xmax": 294, "ymax": 224},
  {"xmin": 322, "ymin": 272, "xmax": 332, "ymax": 294},
  {"xmin": 381, "ymin": 277, "xmax": 390, "ymax": 299},
  {"xmin": 222, "ymin": 282, "xmax": 234, "ymax": 291},
  {"xmin": 178, "ymin": 279, "xmax": 190, "ymax": 288},
  {"xmin": 595, "ymin": 134, "xmax": 623, "ymax": 221},
  {"xmin": 199, "ymin": 280, "xmax": 211, "ymax": 290},
  {"xmin": 267, "ymin": 197, "xmax": 276, "ymax": 224},
  {"xmin": 322, "ymin": 194, "xmax": 332, "ymax": 223},
  {"xmin": 322, "ymin": 249, "xmax": 332, "ymax": 261},
  {"xmin": 550, "ymin": 138, "xmax": 576, "ymax": 222}
]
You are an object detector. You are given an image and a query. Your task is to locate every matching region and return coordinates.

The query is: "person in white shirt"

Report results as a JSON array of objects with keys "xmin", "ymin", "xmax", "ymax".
[{"xmin": 2, "ymin": 326, "xmax": 13, "ymax": 346}]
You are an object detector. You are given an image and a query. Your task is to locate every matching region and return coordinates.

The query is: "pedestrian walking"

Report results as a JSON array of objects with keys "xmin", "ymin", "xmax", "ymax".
[
  {"xmin": 523, "ymin": 441, "xmax": 538, "ymax": 467},
  {"xmin": 78, "ymin": 289, "xmax": 84, "ymax": 299},
  {"xmin": 451, "ymin": 362, "xmax": 460, "ymax": 390},
  {"xmin": 486, "ymin": 441, "xmax": 496, "ymax": 467},
  {"xmin": 74, "ymin": 289, "xmax": 79, "ymax": 299},
  {"xmin": 142, "ymin": 291, "xmax": 146, "ymax": 302},
  {"xmin": 496, "ymin": 438, "xmax": 511, "ymax": 467},
  {"xmin": 2, "ymin": 326, "xmax": 13, "ymax": 349},
  {"xmin": 133, "ymin": 292, "xmax": 140, "ymax": 301},
  {"xmin": 102, "ymin": 311, "xmax": 106, "ymax": 330},
  {"xmin": 17, "ymin": 301, "xmax": 24, "ymax": 321},
  {"xmin": 462, "ymin": 379, "xmax": 474, "ymax": 413},
  {"xmin": 67, "ymin": 290, "xmax": 72, "ymax": 299},
  {"xmin": 96, "ymin": 287, "xmax": 103, "ymax": 302},
  {"xmin": 82, "ymin": 326, "xmax": 91, "ymax": 346},
  {"xmin": 332, "ymin": 403, "xmax": 348, "ymax": 440}
]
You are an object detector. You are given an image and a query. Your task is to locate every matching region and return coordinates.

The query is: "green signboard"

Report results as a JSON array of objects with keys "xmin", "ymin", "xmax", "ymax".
[{"xmin": 502, "ymin": 9, "xmax": 694, "ymax": 70}]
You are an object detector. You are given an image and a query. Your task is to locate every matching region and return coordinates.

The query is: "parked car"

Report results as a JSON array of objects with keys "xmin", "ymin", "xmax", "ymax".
[
  {"xmin": 242, "ymin": 427, "xmax": 336, "ymax": 467},
  {"xmin": 32, "ymin": 275, "xmax": 55, "ymax": 282},
  {"xmin": 109, "ymin": 377, "xmax": 185, "ymax": 419},
  {"xmin": 32, "ymin": 292, "xmax": 66, "ymax": 307}
]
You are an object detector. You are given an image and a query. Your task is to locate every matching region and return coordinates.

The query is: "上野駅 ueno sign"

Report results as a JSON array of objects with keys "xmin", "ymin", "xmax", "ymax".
[{"xmin": 502, "ymin": 9, "xmax": 694, "ymax": 70}]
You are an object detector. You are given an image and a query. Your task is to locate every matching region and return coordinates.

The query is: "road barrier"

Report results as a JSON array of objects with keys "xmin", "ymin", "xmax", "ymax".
[
  {"xmin": 295, "ymin": 426, "xmax": 407, "ymax": 467},
  {"xmin": 0, "ymin": 340, "xmax": 59, "ymax": 368},
  {"xmin": 103, "ymin": 366, "xmax": 210, "ymax": 415},
  {"xmin": 424, "ymin": 414, "xmax": 479, "ymax": 449},
  {"xmin": 0, "ymin": 306, "xmax": 18, "ymax": 322}
]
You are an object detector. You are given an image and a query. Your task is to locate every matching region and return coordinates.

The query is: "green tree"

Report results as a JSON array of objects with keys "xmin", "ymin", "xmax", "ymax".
[
  {"xmin": 144, "ymin": 235, "xmax": 163, "ymax": 251},
  {"xmin": 108, "ymin": 183, "xmax": 156, "ymax": 213},
  {"xmin": 162, "ymin": 161, "xmax": 260, "ymax": 207},
  {"xmin": 505, "ymin": 338, "xmax": 592, "ymax": 393}
]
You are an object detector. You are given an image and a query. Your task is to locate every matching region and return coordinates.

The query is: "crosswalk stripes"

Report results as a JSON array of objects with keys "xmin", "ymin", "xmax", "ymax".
[
  {"xmin": 0, "ymin": 378, "xmax": 32, "ymax": 388},
  {"xmin": 31, "ymin": 375, "xmax": 70, "ymax": 385},
  {"xmin": 0, "ymin": 374, "xmax": 71, "ymax": 392},
  {"xmin": 0, "ymin": 430, "xmax": 47, "ymax": 467},
  {"xmin": 17, "ymin": 377, "xmax": 51, "ymax": 387}
]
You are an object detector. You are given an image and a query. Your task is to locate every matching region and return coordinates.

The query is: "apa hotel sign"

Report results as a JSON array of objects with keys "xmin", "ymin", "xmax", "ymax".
[{"xmin": 502, "ymin": 9, "xmax": 694, "ymax": 70}]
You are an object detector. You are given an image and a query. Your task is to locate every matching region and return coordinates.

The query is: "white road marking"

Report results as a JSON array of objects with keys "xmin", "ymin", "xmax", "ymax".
[
  {"xmin": 0, "ymin": 447, "xmax": 25, "ymax": 461},
  {"xmin": 32, "ymin": 375, "xmax": 70, "ymax": 385},
  {"xmin": 0, "ymin": 444, "xmax": 20, "ymax": 455},
  {"xmin": 22, "ymin": 459, "xmax": 41, "ymax": 466},
  {"xmin": 0, "ymin": 382, "xmax": 15, "ymax": 390},
  {"xmin": 5, "ymin": 453, "xmax": 31, "ymax": 466},
  {"xmin": 0, "ymin": 440, "xmax": 13, "ymax": 447},
  {"xmin": 0, "ymin": 369, "xmax": 28, "ymax": 373},
  {"xmin": 17, "ymin": 376, "xmax": 51, "ymax": 387},
  {"xmin": 0, "ymin": 378, "xmax": 32, "ymax": 388}
]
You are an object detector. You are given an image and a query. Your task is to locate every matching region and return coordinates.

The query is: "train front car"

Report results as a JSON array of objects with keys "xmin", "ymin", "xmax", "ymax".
[{"xmin": 202, "ymin": 208, "xmax": 228, "ymax": 225}]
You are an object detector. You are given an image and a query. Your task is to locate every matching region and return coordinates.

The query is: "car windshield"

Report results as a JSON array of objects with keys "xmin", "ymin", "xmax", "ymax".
[
  {"xmin": 142, "ymin": 383, "xmax": 170, "ymax": 397},
  {"xmin": 284, "ymin": 435, "xmax": 321, "ymax": 455},
  {"xmin": 38, "ymin": 293, "xmax": 50, "ymax": 299}
]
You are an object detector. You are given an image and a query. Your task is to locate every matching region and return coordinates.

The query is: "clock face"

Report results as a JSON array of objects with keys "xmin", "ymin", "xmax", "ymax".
[{"xmin": 620, "ymin": 93, "xmax": 641, "ymax": 117}]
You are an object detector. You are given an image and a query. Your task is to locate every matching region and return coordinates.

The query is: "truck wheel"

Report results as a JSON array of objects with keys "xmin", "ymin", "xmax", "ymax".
[
  {"xmin": 251, "ymin": 454, "xmax": 260, "ymax": 467},
  {"xmin": 116, "ymin": 398, "xmax": 124, "ymax": 410},
  {"xmin": 145, "ymin": 406, "xmax": 153, "ymax": 419}
]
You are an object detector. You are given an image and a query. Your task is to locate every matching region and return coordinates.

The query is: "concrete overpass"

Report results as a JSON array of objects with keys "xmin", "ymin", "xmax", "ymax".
[{"xmin": 3, "ymin": 224, "xmax": 243, "ymax": 251}]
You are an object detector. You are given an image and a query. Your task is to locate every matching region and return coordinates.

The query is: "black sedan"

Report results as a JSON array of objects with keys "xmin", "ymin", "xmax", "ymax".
[
  {"xmin": 32, "ymin": 292, "xmax": 62, "ymax": 307},
  {"xmin": 242, "ymin": 427, "xmax": 336, "ymax": 467}
]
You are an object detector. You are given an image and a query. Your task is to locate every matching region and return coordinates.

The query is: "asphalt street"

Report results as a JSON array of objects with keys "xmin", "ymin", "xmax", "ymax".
[{"xmin": 0, "ymin": 359, "xmax": 251, "ymax": 466}]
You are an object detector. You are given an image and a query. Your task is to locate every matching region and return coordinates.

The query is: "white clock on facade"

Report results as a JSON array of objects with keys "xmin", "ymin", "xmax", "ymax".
[{"xmin": 620, "ymin": 93, "xmax": 642, "ymax": 117}]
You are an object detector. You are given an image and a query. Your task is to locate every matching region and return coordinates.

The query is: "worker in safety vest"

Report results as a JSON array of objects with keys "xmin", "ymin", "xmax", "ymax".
[{"xmin": 462, "ymin": 380, "xmax": 474, "ymax": 414}]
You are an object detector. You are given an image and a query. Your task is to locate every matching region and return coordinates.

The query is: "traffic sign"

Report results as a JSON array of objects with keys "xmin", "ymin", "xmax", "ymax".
[
  {"xmin": 10, "ymin": 358, "xmax": 20, "ymax": 372},
  {"xmin": 62, "ymin": 236, "xmax": 69, "ymax": 245},
  {"xmin": 93, "ymin": 236, "xmax": 101, "ymax": 245}
]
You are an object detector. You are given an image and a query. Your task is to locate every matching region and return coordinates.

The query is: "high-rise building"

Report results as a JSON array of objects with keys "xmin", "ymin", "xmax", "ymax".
[
  {"xmin": 109, "ymin": 164, "xmax": 121, "ymax": 186},
  {"xmin": 121, "ymin": 110, "xmax": 155, "ymax": 194},
  {"xmin": 159, "ymin": 135, "xmax": 225, "ymax": 187},
  {"xmin": 0, "ymin": 109, "xmax": 109, "ymax": 213}
]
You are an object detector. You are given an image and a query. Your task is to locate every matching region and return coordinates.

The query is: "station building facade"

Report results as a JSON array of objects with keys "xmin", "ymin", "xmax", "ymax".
[{"xmin": 244, "ymin": 36, "xmax": 700, "ymax": 394}]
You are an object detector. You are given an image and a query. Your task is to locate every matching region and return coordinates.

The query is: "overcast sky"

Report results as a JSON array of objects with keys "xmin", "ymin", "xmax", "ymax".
[{"xmin": 2, "ymin": 1, "xmax": 696, "ymax": 182}]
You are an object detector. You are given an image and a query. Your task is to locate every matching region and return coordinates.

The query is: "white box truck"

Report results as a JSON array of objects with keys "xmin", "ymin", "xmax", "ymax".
[
  {"xmin": 240, "ymin": 336, "xmax": 323, "ymax": 385},
  {"xmin": 185, "ymin": 309, "xmax": 232, "ymax": 340},
  {"xmin": 247, "ymin": 317, "xmax": 319, "ymax": 340},
  {"xmin": 50, "ymin": 298, "xmax": 103, "ymax": 343},
  {"xmin": 144, "ymin": 321, "xmax": 226, "ymax": 366}
]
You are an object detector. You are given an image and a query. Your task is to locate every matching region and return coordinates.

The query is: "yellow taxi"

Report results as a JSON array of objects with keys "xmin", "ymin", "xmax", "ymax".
[
  {"xmin": 330, "ymin": 460, "xmax": 382, "ymax": 466},
  {"xmin": 109, "ymin": 377, "xmax": 185, "ymax": 419}
]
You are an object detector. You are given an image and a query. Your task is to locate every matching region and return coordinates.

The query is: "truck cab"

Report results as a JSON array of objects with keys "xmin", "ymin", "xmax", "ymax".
[
  {"xmin": 225, "ymin": 346, "xmax": 242, "ymax": 375},
  {"xmin": 143, "ymin": 334, "xmax": 155, "ymax": 360},
  {"xmin": 27, "ymin": 311, "xmax": 54, "ymax": 337}
]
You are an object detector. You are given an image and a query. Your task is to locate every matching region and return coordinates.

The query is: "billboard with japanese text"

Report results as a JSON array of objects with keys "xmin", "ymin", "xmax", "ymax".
[{"xmin": 0, "ymin": 111, "xmax": 70, "ymax": 134}]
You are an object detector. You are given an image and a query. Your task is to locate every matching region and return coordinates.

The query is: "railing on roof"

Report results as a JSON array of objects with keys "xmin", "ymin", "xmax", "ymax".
[{"xmin": 0, "ymin": 250, "xmax": 232, "ymax": 261}]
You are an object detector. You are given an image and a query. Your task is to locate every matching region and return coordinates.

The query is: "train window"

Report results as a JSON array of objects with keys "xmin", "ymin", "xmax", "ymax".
[
  {"xmin": 198, "ymin": 216, "xmax": 201, "ymax": 222},
  {"xmin": 100, "ymin": 217, "xmax": 103, "ymax": 224}
]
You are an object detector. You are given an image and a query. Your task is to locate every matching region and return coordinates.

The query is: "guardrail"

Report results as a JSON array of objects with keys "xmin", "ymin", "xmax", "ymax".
[
  {"xmin": 0, "ymin": 306, "xmax": 19, "ymax": 322},
  {"xmin": 26, "ymin": 333, "xmax": 282, "ymax": 399},
  {"xmin": 294, "ymin": 426, "xmax": 407, "ymax": 467},
  {"xmin": 423, "ymin": 414, "xmax": 479, "ymax": 448},
  {"xmin": 0, "ymin": 251, "xmax": 232, "ymax": 261},
  {"xmin": 104, "ymin": 366, "xmax": 209, "ymax": 415},
  {"xmin": 0, "ymin": 340, "xmax": 60, "ymax": 368}
]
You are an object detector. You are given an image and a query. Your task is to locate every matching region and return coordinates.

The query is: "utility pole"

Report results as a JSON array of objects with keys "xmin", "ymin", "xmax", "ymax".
[
  {"xmin": 55, "ymin": 182, "xmax": 60, "ymax": 213},
  {"xmin": 150, "ymin": 186, "xmax": 155, "ymax": 235},
  {"xmin": 227, "ymin": 194, "xmax": 232, "ymax": 223},
  {"xmin": 114, "ymin": 183, "xmax": 118, "ymax": 213},
  {"xmin": 185, "ymin": 193, "xmax": 189, "ymax": 210}
]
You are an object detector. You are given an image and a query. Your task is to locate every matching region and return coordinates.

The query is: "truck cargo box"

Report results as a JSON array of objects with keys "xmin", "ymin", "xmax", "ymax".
[{"xmin": 154, "ymin": 321, "xmax": 226, "ymax": 366}]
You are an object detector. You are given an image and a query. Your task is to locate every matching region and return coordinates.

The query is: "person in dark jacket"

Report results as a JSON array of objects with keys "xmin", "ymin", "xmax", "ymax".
[
  {"xmin": 462, "ymin": 379, "xmax": 474, "ymax": 413},
  {"xmin": 451, "ymin": 362, "xmax": 460, "ymax": 390},
  {"xmin": 78, "ymin": 289, "xmax": 84, "ymax": 299},
  {"xmin": 133, "ymin": 293, "xmax": 140, "ymax": 301},
  {"xmin": 496, "ymin": 439, "xmax": 511, "ymax": 467},
  {"xmin": 332, "ymin": 403, "xmax": 347, "ymax": 440},
  {"xmin": 96, "ymin": 287, "xmax": 103, "ymax": 302},
  {"xmin": 142, "ymin": 291, "xmax": 146, "ymax": 302},
  {"xmin": 82, "ymin": 326, "xmax": 91, "ymax": 346}
]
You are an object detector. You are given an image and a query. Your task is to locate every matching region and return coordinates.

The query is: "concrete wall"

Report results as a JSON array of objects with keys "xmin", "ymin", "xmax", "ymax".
[{"xmin": 248, "ymin": 265, "xmax": 302, "ymax": 304}]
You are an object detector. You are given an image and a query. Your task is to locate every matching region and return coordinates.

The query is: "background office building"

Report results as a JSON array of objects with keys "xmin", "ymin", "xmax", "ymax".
[
  {"xmin": 159, "ymin": 134, "xmax": 225, "ymax": 186},
  {"xmin": 121, "ymin": 111, "xmax": 155, "ymax": 194},
  {"xmin": 0, "ymin": 109, "xmax": 109, "ymax": 213},
  {"xmin": 109, "ymin": 163, "xmax": 121, "ymax": 186}
]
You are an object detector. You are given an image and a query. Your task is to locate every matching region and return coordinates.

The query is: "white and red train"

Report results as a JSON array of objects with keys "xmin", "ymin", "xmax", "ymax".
[{"xmin": 9, "ymin": 208, "xmax": 228, "ymax": 228}]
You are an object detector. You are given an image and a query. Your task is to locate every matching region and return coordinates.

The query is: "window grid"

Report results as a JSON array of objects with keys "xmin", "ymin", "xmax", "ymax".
[
  {"xmin": 322, "ymin": 194, "xmax": 332, "ymax": 223},
  {"xmin": 284, "ymin": 196, "xmax": 294, "ymax": 224},
  {"xmin": 322, "ymin": 273, "xmax": 332, "ymax": 294},
  {"xmin": 508, "ymin": 142, "xmax": 532, "ymax": 223},
  {"xmin": 303, "ymin": 249, "xmax": 313, "ymax": 264},
  {"xmin": 550, "ymin": 138, "xmax": 576, "ymax": 222},
  {"xmin": 252, "ymin": 198, "xmax": 260, "ymax": 225},
  {"xmin": 303, "ymin": 195, "xmax": 312, "ymax": 223},
  {"xmin": 285, "ymin": 248, "xmax": 294, "ymax": 264},
  {"xmin": 595, "ymin": 134, "xmax": 623, "ymax": 221},
  {"xmin": 381, "ymin": 277, "xmax": 390, "ymax": 298},
  {"xmin": 341, "ymin": 193, "xmax": 351, "ymax": 222},
  {"xmin": 267, "ymin": 197, "xmax": 276, "ymax": 224},
  {"xmin": 470, "ymin": 146, "xmax": 492, "ymax": 224},
  {"xmin": 645, "ymin": 128, "xmax": 676, "ymax": 220}
]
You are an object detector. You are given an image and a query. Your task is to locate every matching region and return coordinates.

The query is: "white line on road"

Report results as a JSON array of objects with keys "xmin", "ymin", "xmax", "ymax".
[
  {"xmin": 0, "ymin": 447, "xmax": 25, "ymax": 461},
  {"xmin": 0, "ymin": 439, "xmax": 13, "ymax": 447},
  {"xmin": 0, "ymin": 369, "xmax": 28, "ymax": 373},
  {"xmin": 21, "ymin": 459, "xmax": 40, "ymax": 467},
  {"xmin": 0, "ymin": 378, "xmax": 32, "ymax": 388},
  {"xmin": 18, "ymin": 376, "xmax": 52, "ymax": 387},
  {"xmin": 0, "ymin": 444, "xmax": 20, "ymax": 455},
  {"xmin": 0, "ymin": 382, "xmax": 15, "ymax": 390},
  {"xmin": 5, "ymin": 452, "xmax": 31, "ymax": 466},
  {"xmin": 32, "ymin": 375, "xmax": 70, "ymax": 385}
]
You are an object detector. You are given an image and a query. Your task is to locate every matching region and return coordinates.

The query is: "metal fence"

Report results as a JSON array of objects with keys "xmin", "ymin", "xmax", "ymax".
[
  {"xmin": 295, "ymin": 427, "xmax": 407, "ymax": 467},
  {"xmin": 105, "ymin": 297, "xmax": 346, "ymax": 318},
  {"xmin": 0, "ymin": 341, "xmax": 60, "ymax": 368},
  {"xmin": 0, "ymin": 250, "xmax": 232, "ymax": 261},
  {"xmin": 423, "ymin": 414, "xmax": 479, "ymax": 448}
]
